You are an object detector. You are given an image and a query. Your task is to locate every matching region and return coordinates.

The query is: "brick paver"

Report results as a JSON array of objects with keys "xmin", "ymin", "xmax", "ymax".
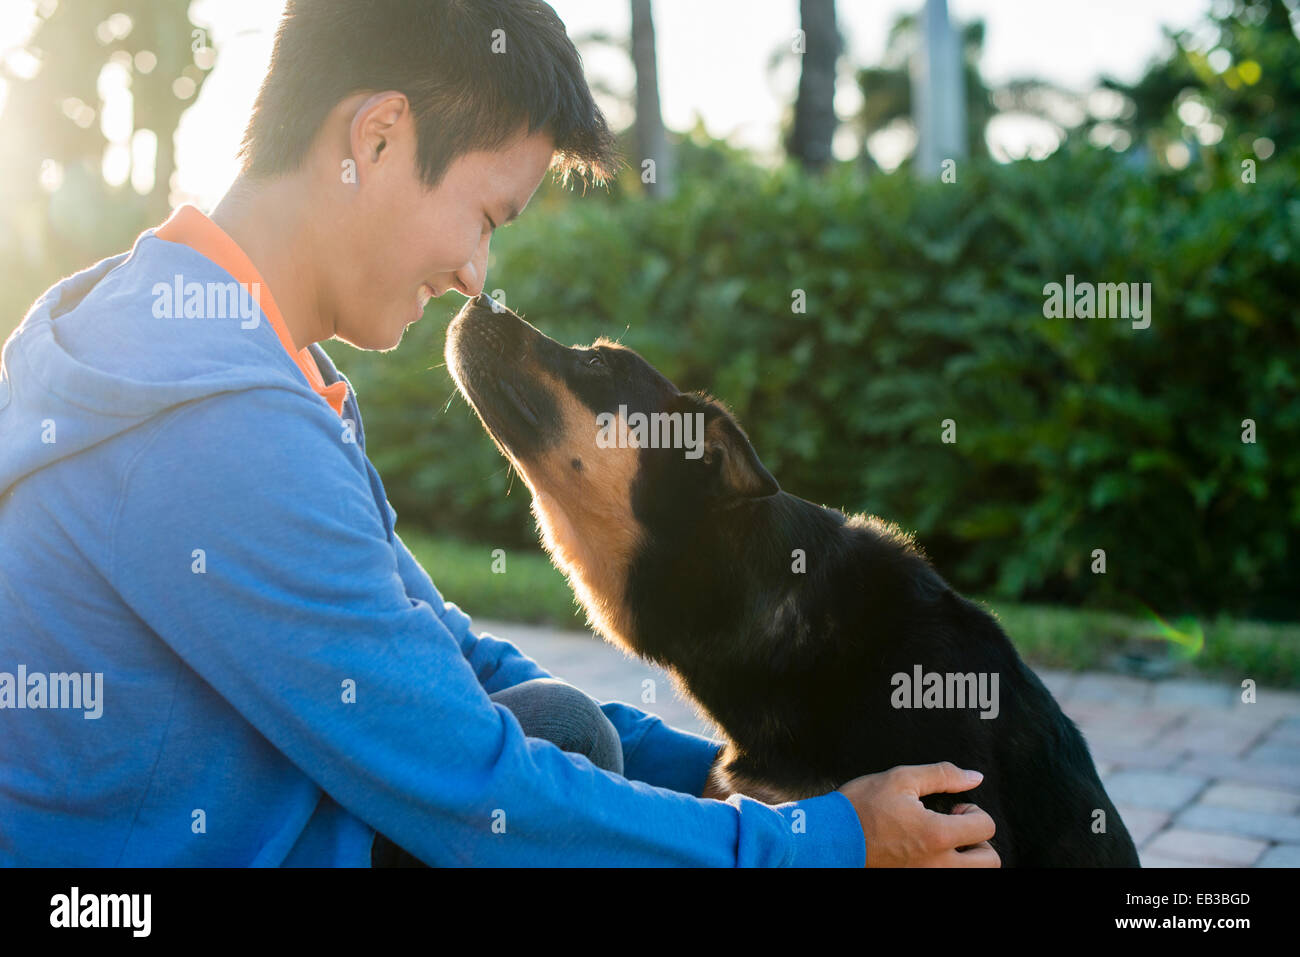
[
  {"xmin": 1144, "ymin": 828, "xmax": 1268, "ymax": 866},
  {"xmin": 1139, "ymin": 850, "xmax": 1203, "ymax": 868},
  {"xmin": 1150, "ymin": 679, "xmax": 1237, "ymax": 709},
  {"xmin": 1089, "ymin": 742, "xmax": 1186, "ymax": 771},
  {"xmin": 1115, "ymin": 805, "xmax": 1170, "ymax": 846},
  {"xmin": 1158, "ymin": 713, "xmax": 1270, "ymax": 756},
  {"xmin": 1265, "ymin": 721, "xmax": 1300, "ymax": 747},
  {"xmin": 1256, "ymin": 844, "xmax": 1300, "ymax": 867},
  {"xmin": 1070, "ymin": 673, "xmax": 1154, "ymax": 705},
  {"xmin": 1078, "ymin": 715, "xmax": 1182, "ymax": 750},
  {"xmin": 476, "ymin": 618, "xmax": 1300, "ymax": 867},
  {"xmin": 1179, "ymin": 754, "xmax": 1300, "ymax": 791},
  {"xmin": 1199, "ymin": 782, "xmax": 1300, "ymax": 814},
  {"xmin": 1102, "ymin": 770, "xmax": 1208, "ymax": 811},
  {"xmin": 1245, "ymin": 743, "xmax": 1300, "ymax": 768},
  {"xmin": 1036, "ymin": 668, "xmax": 1077, "ymax": 701},
  {"xmin": 1231, "ymin": 689, "xmax": 1300, "ymax": 719},
  {"xmin": 1275, "ymin": 715, "xmax": 1300, "ymax": 737},
  {"xmin": 1176, "ymin": 805, "xmax": 1300, "ymax": 843}
]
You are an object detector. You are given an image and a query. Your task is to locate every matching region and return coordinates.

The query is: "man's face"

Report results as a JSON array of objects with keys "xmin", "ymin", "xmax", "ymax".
[{"xmin": 332, "ymin": 108, "xmax": 555, "ymax": 351}]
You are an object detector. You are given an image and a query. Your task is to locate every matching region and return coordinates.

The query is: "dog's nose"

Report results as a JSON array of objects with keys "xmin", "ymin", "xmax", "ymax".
[
  {"xmin": 472, "ymin": 292, "xmax": 502, "ymax": 313},
  {"xmin": 453, "ymin": 292, "xmax": 497, "ymax": 322}
]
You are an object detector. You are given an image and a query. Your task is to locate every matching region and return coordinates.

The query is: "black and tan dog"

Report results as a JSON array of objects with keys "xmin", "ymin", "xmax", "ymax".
[{"xmin": 446, "ymin": 293, "xmax": 1139, "ymax": 867}]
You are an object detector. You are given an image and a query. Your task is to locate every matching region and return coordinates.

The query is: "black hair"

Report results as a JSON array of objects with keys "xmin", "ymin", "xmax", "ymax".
[{"xmin": 237, "ymin": 0, "xmax": 620, "ymax": 188}]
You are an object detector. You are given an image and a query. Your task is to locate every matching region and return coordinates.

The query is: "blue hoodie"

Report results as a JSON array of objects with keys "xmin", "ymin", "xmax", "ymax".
[{"xmin": 0, "ymin": 205, "xmax": 865, "ymax": 867}]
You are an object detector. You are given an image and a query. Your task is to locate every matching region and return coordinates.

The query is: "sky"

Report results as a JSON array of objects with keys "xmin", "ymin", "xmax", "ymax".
[{"xmin": 3, "ymin": 0, "xmax": 1218, "ymax": 207}]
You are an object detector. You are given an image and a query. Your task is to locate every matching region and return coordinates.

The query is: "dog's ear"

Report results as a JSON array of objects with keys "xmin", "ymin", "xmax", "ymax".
[{"xmin": 692, "ymin": 400, "xmax": 780, "ymax": 502}]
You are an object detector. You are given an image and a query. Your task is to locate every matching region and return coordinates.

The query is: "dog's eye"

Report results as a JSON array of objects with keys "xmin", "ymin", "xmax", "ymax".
[{"xmin": 586, "ymin": 352, "xmax": 607, "ymax": 370}]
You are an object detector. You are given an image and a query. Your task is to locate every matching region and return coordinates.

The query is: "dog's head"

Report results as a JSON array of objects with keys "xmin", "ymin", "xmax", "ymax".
[{"xmin": 446, "ymin": 293, "xmax": 778, "ymax": 647}]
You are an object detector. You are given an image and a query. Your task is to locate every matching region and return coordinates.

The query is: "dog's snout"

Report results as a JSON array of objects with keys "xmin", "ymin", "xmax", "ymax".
[
  {"xmin": 456, "ymin": 293, "xmax": 521, "ymax": 331},
  {"xmin": 447, "ymin": 292, "xmax": 543, "ymax": 385},
  {"xmin": 452, "ymin": 292, "xmax": 499, "ymax": 321},
  {"xmin": 452, "ymin": 293, "xmax": 562, "ymax": 359}
]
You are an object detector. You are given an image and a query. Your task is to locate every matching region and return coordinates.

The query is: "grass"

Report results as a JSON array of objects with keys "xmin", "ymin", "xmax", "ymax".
[
  {"xmin": 981, "ymin": 602, "xmax": 1300, "ymax": 688},
  {"xmin": 403, "ymin": 531, "xmax": 1300, "ymax": 689},
  {"xmin": 404, "ymin": 531, "xmax": 585, "ymax": 627}
]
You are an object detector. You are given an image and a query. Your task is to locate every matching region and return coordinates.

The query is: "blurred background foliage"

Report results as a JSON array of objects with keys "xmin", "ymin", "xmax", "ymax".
[
  {"xmin": 0, "ymin": 0, "xmax": 213, "ymax": 326},
  {"xmin": 332, "ymin": 132, "xmax": 1300, "ymax": 621},
  {"xmin": 328, "ymin": 0, "xmax": 1300, "ymax": 622},
  {"xmin": 2, "ymin": 0, "xmax": 1297, "ymax": 627}
]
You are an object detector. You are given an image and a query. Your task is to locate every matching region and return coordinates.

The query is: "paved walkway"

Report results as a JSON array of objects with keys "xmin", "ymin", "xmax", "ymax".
[{"xmin": 478, "ymin": 619, "xmax": 1300, "ymax": 868}]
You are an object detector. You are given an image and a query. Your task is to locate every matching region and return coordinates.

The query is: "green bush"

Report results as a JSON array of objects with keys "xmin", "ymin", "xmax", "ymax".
[{"xmin": 327, "ymin": 138, "xmax": 1300, "ymax": 620}]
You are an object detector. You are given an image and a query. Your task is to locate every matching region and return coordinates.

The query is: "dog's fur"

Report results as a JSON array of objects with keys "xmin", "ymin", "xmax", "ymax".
[{"xmin": 446, "ymin": 294, "xmax": 1140, "ymax": 867}]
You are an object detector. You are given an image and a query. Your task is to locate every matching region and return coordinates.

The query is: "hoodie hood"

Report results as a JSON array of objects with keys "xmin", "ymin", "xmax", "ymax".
[{"xmin": 0, "ymin": 212, "xmax": 347, "ymax": 497}]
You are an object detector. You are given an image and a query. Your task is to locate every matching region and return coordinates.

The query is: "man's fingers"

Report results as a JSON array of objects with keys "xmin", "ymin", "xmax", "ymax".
[
  {"xmin": 894, "ymin": 761, "xmax": 984, "ymax": 796},
  {"xmin": 934, "ymin": 802, "xmax": 997, "ymax": 848},
  {"xmin": 942, "ymin": 841, "xmax": 1002, "ymax": 868}
]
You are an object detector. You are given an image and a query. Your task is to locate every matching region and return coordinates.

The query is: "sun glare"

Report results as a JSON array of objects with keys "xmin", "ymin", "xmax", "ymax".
[{"xmin": 0, "ymin": 1, "xmax": 40, "ymax": 57}]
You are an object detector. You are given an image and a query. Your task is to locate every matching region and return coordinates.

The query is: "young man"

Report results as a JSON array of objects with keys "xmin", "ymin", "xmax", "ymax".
[{"xmin": 0, "ymin": 0, "xmax": 998, "ymax": 867}]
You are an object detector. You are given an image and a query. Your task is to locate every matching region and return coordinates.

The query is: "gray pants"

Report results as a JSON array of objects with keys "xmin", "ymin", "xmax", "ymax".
[{"xmin": 371, "ymin": 677, "xmax": 624, "ymax": 866}]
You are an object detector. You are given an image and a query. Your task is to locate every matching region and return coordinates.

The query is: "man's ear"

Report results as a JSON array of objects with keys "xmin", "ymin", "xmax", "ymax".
[
  {"xmin": 349, "ymin": 91, "xmax": 409, "ymax": 176},
  {"xmin": 701, "ymin": 410, "xmax": 780, "ymax": 502}
]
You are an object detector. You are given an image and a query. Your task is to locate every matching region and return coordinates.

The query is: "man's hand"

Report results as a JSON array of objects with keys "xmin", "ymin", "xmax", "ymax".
[{"xmin": 838, "ymin": 762, "xmax": 1000, "ymax": 867}]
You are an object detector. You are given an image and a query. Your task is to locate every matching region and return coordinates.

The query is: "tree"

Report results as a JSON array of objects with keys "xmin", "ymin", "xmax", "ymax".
[
  {"xmin": 630, "ymin": 0, "xmax": 674, "ymax": 198},
  {"xmin": 786, "ymin": 0, "xmax": 841, "ymax": 171},
  {"xmin": 1085, "ymin": 0, "xmax": 1300, "ymax": 173},
  {"xmin": 853, "ymin": 12, "xmax": 1078, "ymax": 170},
  {"xmin": 911, "ymin": 0, "xmax": 966, "ymax": 177},
  {"xmin": 0, "ymin": 1, "xmax": 212, "ymax": 340}
]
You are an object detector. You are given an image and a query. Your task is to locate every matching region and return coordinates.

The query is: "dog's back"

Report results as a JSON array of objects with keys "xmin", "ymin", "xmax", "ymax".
[{"xmin": 627, "ymin": 493, "xmax": 1140, "ymax": 866}]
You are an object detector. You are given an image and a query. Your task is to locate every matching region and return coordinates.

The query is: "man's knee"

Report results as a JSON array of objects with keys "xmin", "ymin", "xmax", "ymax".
[{"xmin": 489, "ymin": 678, "xmax": 623, "ymax": 775}]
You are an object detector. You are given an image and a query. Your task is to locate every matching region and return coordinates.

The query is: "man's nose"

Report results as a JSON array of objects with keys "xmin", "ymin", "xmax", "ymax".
[{"xmin": 452, "ymin": 236, "xmax": 490, "ymax": 298}]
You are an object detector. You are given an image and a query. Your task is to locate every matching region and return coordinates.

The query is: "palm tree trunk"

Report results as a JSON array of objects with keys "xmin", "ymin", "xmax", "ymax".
[
  {"xmin": 631, "ymin": 0, "xmax": 674, "ymax": 198},
  {"xmin": 788, "ymin": 0, "xmax": 841, "ymax": 172}
]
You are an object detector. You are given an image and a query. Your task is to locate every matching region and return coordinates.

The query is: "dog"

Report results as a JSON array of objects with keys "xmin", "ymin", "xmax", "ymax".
[{"xmin": 445, "ymin": 293, "xmax": 1140, "ymax": 867}]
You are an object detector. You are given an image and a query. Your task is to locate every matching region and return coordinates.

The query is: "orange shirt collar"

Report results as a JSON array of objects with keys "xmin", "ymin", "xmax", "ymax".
[{"xmin": 153, "ymin": 204, "xmax": 348, "ymax": 417}]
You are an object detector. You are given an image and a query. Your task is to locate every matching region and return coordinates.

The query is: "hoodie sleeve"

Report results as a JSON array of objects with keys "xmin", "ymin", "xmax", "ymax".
[
  {"xmin": 389, "ymin": 529, "xmax": 557, "ymax": 692},
  {"xmin": 106, "ymin": 388, "xmax": 865, "ymax": 867},
  {"xmin": 390, "ymin": 529, "xmax": 724, "ymax": 796}
]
